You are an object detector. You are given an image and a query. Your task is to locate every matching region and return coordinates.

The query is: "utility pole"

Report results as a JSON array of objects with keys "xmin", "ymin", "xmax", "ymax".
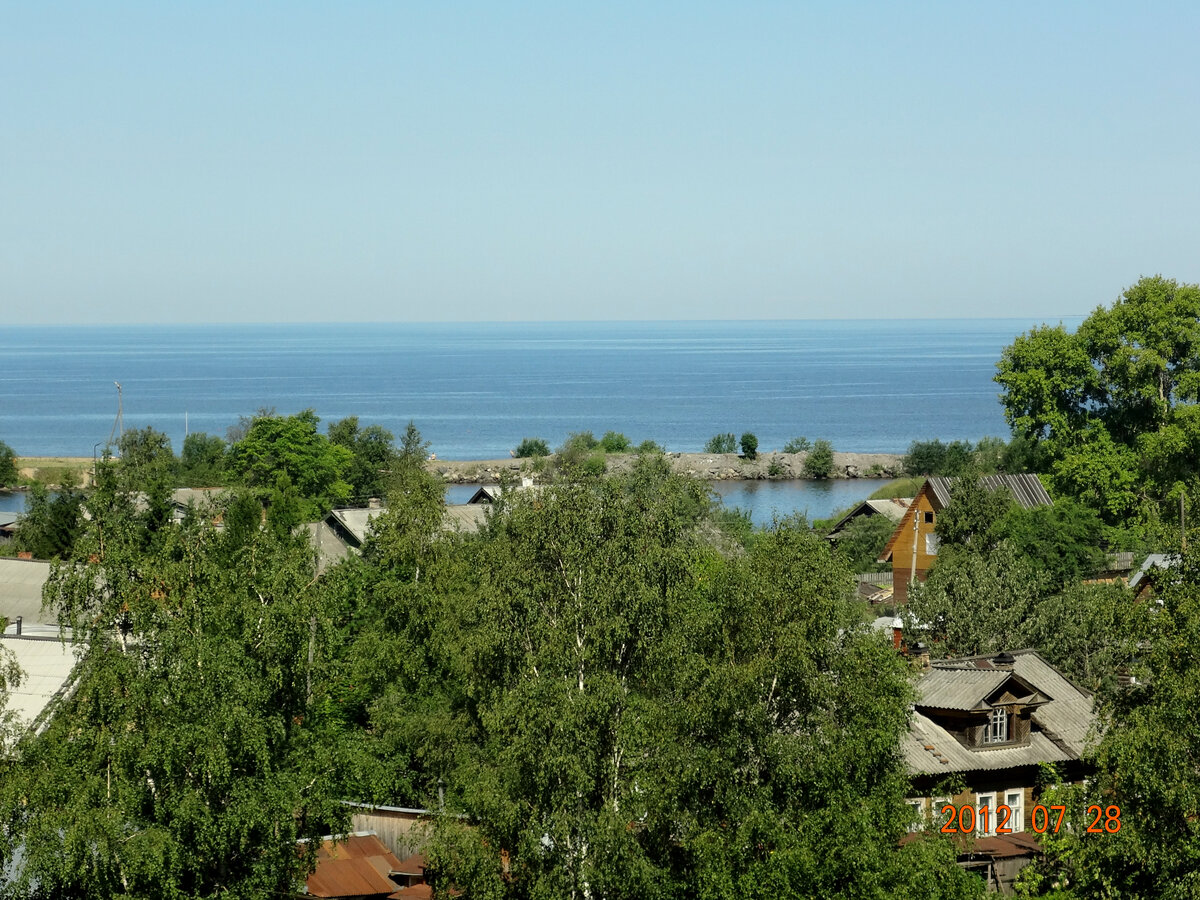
[{"xmin": 909, "ymin": 505, "xmax": 919, "ymax": 601}]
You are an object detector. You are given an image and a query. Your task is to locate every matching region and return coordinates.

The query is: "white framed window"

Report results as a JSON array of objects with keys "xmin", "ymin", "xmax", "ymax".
[
  {"xmin": 986, "ymin": 707, "xmax": 1009, "ymax": 744},
  {"xmin": 905, "ymin": 798, "xmax": 926, "ymax": 833},
  {"xmin": 932, "ymin": 796, "xmax": 953, "ymax": 831},
  {"xmin": 925, "ymin": 533, "xmax": 940, "ymax": 555},
  {"xmin": 1004, "ymin": 790, "xmax": 1024, "ymax": 833},
  {"xmin": 975, "ymin": 792, "xmax": 997, "ymax": 836}
]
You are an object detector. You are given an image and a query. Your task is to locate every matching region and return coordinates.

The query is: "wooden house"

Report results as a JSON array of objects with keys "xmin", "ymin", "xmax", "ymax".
[
  {"xmin": 878, "ymin": 475, "xmax": 1052, "ymax": 603},
  {"xmin": 903, "ymin": 649, "xmax": 1095, "ymax": 894}
]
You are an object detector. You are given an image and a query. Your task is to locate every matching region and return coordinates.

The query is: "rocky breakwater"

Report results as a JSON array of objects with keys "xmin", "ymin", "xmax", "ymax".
[{"xmin": 427, "ymin": 451, "xmax": 904, "ymax": 484}]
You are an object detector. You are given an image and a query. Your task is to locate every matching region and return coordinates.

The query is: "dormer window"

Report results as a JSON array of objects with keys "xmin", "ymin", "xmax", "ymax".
[{"xmin": 986, "ymin": 708, "xmax": 1009, "ymax": 744}]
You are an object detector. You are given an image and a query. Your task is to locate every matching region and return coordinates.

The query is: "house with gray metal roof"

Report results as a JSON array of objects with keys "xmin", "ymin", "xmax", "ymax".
[
  {"xmin": 904, "ymin": 648, "xmax": 1095, "ymax": 893},
  {"xmin": 879, "ymin": 475, "xmax": 1053, "ymax": 603}
]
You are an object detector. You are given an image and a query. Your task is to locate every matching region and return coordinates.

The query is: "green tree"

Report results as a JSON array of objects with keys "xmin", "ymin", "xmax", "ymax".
[
  {"xmin": 227, "ymin": 409, "xmax": 352, "ymax": 517},
  {"xmin": 704, "ymin": 433, "xmax": 737, "ymax": 454},
  {"xmin": 999, "ymin": 497, "xmax": 1107, "ymax": 588},
  {"xmin": 599, "ymin": 430, "xmax": 632, "ymax": 453},
  {"xmin": 933, "ymin": 478, "xmax": 1016, "ymax": 551},
  {"xmin": 178, "ymin": 432, "xmax": 227, "ymax": 487},
  {"xmin": 360, "ymin": 462, "xmax": 980, "ymax": 898},
  {"xmin": 328, "ymin": 415, "xmax": 397, "ymax": 501},
  {"xmin": 802, "ymin": 439, "xmax": 835, "ymax": 478},
  {"xmin": 514, "ymin": 437, "xmax": 551, "ymax": 458},
  {"xmin": 906, "ymin": 543, "xmax": 1047, "ymax": 657},
  {"xmin": 13, "ymin": 483, "xmax": 86, "ymax": 560},
  {"xmin": 0, "ymin": 440, "xmax": 17, "ymax": 487},
  {"xmin": 782, "ymin": 436, "xmax": 811, "ymax": 454},
  {"xmin": 739, "ymin": 431, "xmax": 758, "ymax": 459},
  {"xmin": 2, "ymin": 487, "xmax": 351, "ymax": 898},
  {"xmin": 1029, "ymin": 549, "xmax": 1200, "ymax": 896},
  {"xmin": 833, "ymin": 512, "xmax": 896, "ymax": 573},
  {"xmin": 996, "ymin": 276, "xmax": 1200, "ymax": 523}
]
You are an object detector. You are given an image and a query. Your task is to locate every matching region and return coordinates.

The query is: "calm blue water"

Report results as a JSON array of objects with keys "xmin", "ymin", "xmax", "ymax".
[{"xmin": 0, "ymin": 319, "xmax": 1073, "ymax": 459}]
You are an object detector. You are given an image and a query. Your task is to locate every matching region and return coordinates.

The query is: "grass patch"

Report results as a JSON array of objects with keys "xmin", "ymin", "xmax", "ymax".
[{"xmin": 869, "ymin": 476, "xmax": 923, "ymax": 499}]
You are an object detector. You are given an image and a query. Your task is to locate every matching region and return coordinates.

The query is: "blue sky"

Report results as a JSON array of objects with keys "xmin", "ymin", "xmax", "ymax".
[{"xmin": 2, "ymin": 2, "xmax": 1197, "ymax": 323}]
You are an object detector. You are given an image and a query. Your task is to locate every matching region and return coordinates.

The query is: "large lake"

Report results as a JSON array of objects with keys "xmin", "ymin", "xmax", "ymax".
[{"xmin": 0, "ymin": 319, "xmax": 1077, "ymax": 458}]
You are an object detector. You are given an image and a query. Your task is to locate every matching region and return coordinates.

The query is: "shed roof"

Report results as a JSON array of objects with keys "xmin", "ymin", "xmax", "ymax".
[{"xmin": 828, "ymin": 498, "xmax": 912, "ymax": 536}]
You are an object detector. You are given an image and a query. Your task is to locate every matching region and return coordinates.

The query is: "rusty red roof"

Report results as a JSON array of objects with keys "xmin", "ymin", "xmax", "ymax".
[{"xmin": 306, "ymin": 834, "xmax": 403, "ymax": 898}]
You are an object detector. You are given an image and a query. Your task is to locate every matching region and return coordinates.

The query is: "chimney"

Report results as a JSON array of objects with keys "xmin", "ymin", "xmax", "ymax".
[
  {"xmin": 892, "ymin": 617, "xmax": 903, "ymax": 651},
  {"xmin": 993, "ymin": 650, "xmax": 1016, "ymax": 670},
  {"xmin": 15, "ymin": 616, "xmax": 22, "ymax": 636},
  {"xmin": 912, "ymin": 641, "xmax": 930, "ymax": 670},
  {"xmin": 367, "ymin": 497, "xmax": 382, "ymax": 509}
]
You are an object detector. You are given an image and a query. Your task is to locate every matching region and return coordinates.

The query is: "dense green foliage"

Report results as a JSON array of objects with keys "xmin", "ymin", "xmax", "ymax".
[
  {"xmin": 996, "ymin": 275, "xmax": 1200, "ymax": 528},
  {"xmin": 802, "ymin": 439, "xmax": 834, "ymax": 479},
  {"xmin": 13, "ymin": 483, "xmax": 86, "ymax": 560},
  {"xmin": 599, "ymin": 430, "xmax": 632, "ymax": 452},
  {"xmin": 1, "ymin": 471, "xmax": 352, "ymax": 898},
  {"xmin": 704, "ymin": 433, "xmax": 737, "ymax": 453},
  {"xmin": 832, "ymin": 512, "xmax": 896, "ymax": 574},
  {"xmin": 226, "ymin": 409, "xmax": 353, "ymax": 517},
  {"xmin": 328, "ymin": 415, "xmax": 397, "ymax": 501},
  {"xmin": 178, "ymin": 432, "xmax": 227, "ymax": 486},
  {"xmin": 0, "ymin": 457, "xmax": 984, "ymax": 898},
  {"xmin": 514, "ymin": 437, "xmax": 551, "ymax": 457},
  {"xmin": 782, "ymin": 436, "xmax": 811, "ymax": 454},
  {"xmin": 739, "ymin": 431, "xmax": 758, "ymax": 459},
  {"xmin": 0, "ymin": 440, "xmax": 17, "ymax": 487},
  {"xmin": 907, "ymin": 478, "xmax": 1135, "ymax": 689}
]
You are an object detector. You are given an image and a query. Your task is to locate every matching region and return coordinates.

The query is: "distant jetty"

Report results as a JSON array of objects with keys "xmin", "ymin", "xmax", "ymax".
[{"xmin": 428, "ymin": 451, "xmax": 904, "ymax": 484}]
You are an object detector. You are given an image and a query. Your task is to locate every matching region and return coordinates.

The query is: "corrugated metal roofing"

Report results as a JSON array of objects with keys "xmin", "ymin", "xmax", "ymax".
[
  {"xmin": 926, "ymin": 475, "xmax": 1052, "ymax": 510},
  {"xmin": 905, "ymin": 650, "xmax": 1095, "ymax": 775},
  {"xmin": 917, "ymin": 669, "xmax": 1010, "ymax": 711},
  {"xmin": 307, "ymin": 834, "xmax": 403, "ymax": 898},
  {"xmin": 905, "ymin": 711, "xmax": 1072, "ymax": 775}
]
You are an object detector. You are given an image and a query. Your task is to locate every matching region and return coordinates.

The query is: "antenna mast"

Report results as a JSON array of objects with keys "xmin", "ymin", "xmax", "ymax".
[{"xmin": 107, "ymin": 381, "xmax": 124, "ymax": 448}]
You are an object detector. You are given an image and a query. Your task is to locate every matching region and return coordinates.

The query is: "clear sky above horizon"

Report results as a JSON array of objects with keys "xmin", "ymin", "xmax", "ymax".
[{"xmin": 3, "ymin": 2, "xmax": 1197, "ymax": 324}]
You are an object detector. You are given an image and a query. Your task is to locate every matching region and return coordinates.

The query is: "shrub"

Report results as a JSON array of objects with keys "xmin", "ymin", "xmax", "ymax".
[
  {"xmin": 740, "ymin": 432, "xmax": 758, "ymax": 460},
  {"xmin": 783, "ymin": 437, "xmax": 811, "ymax": 454},
  {"xmin": 581, "ymin": 451, "xmax": 607, "ymax": 477},
  {"xmin": 514, "ymin": 437, "xmax": 551, "ymax": 458},
  {"xmin": 600, "ymin": 431, "xmax": 632, "ymax": 453},
  {"xmin": 704, "ymin": 433, "xmax": 737, "ymax": 454},
  {"xmin": 803, "ymin": 439, "xmax": 835, "ymax": 479},
  {"xmin": 767, "ymin": 457, "xmax": 785, "ymax": 477},
  {"xmin": 636, "ymin": 440, "xmax": 664, "ymax": 454},
  {"xmin": 559, "ymin": 431, "xmax": 599, "ymax": 454}
]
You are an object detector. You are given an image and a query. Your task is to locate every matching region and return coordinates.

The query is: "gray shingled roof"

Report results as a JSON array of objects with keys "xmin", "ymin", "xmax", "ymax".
[
  {"xmin": 926, "ymin": 474, "xmax": 1052, "ymax": 509},
  {"xmin": 905, "ymin": 649, "xmax": 1094, "ymax": 775},
  {"xmin": 917, "ymin": 669, "xmax": 1012, "ymax": 711},
  {"xmin": 906, "ymin": 711, "xmax": 1073, "ymax": 775}
]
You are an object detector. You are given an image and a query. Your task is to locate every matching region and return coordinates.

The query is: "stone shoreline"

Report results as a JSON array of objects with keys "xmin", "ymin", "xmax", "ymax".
[{"xmin": 426, "ymin": 451, "xmax": 905, "ymax": 485}]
